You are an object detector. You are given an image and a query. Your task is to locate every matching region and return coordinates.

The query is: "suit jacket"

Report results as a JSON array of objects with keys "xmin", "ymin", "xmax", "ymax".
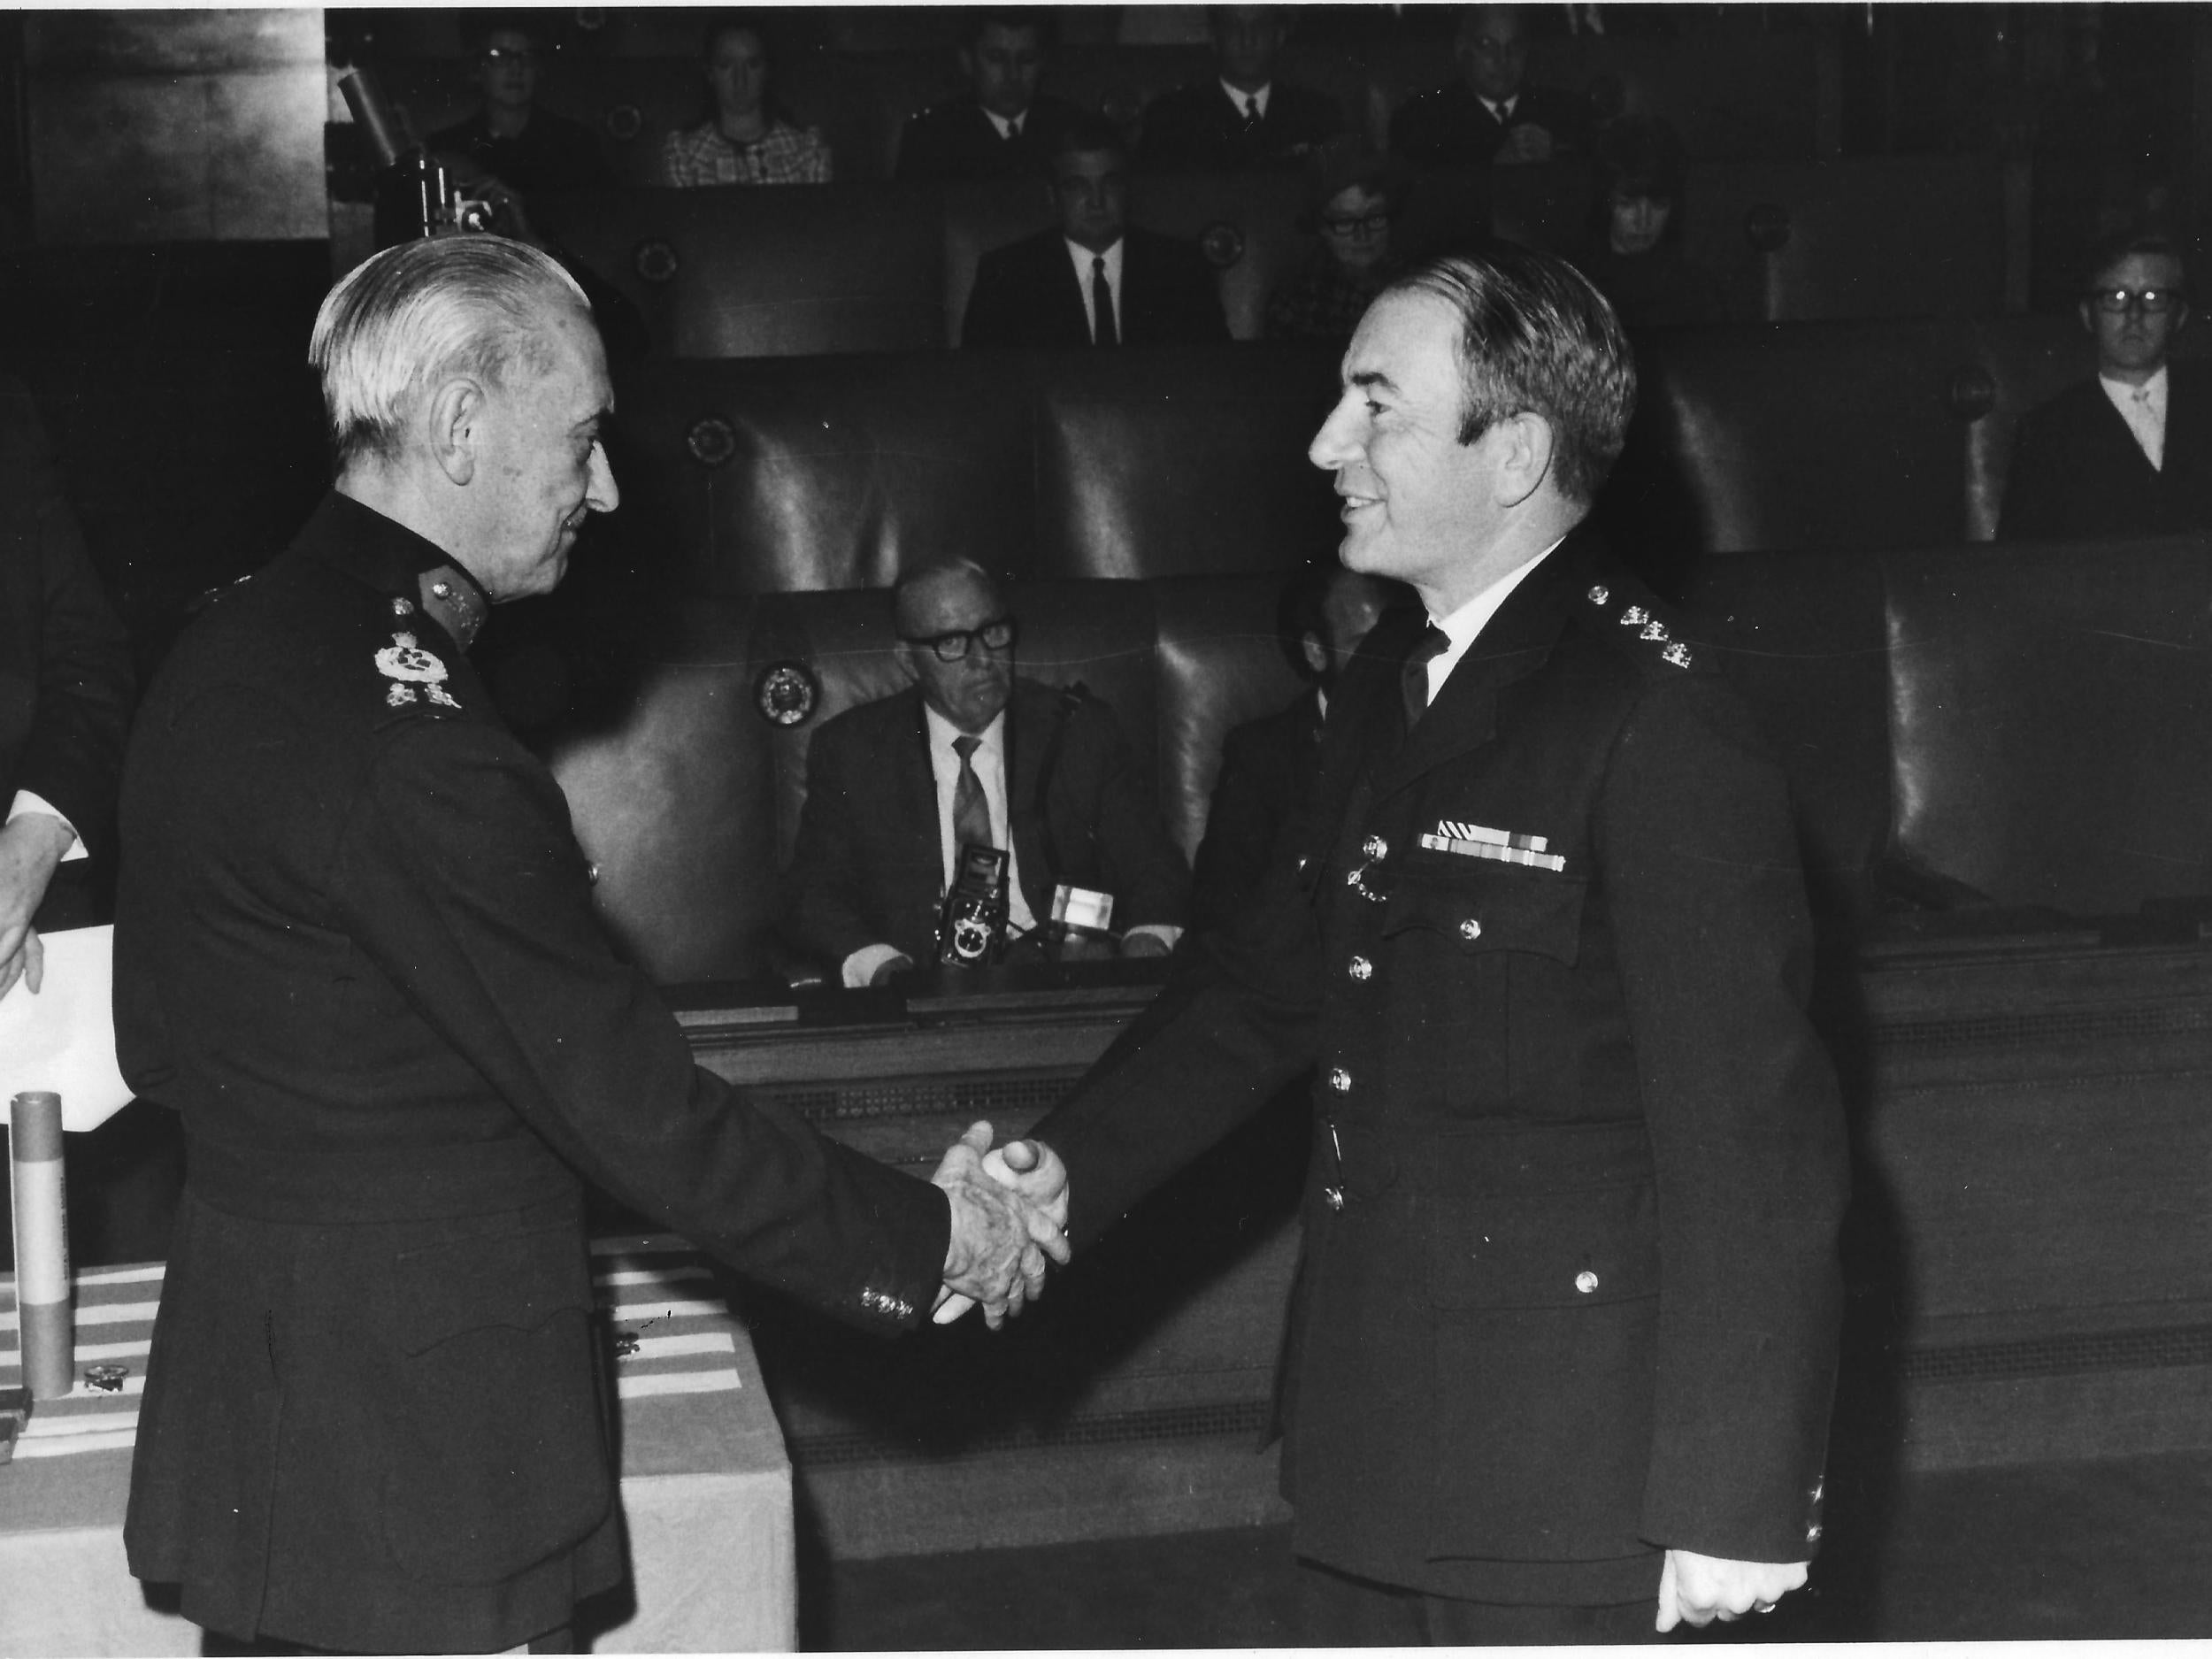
[
  {"xmin": 1136, "ymin": 80, "xmax": 1343, "ymax": 171},
  {"xmin": 1028, "ymin": 528, "xmax": 1847, "ymax": 1604},
  {"xmin": 895, "ymin": 91, "xmax": 1079, "ymax": 183},
  {"xmin": 962, "ymin": 227, "xmax": 1231, "ymax": 349},
  {"xmin": 1191, "ymin": 687, "xmax": 1324, "ymax": 935},
  {"xmin": 780, "ymin": 678, "xmax": 1191, "ymax": 969},
  {"xmin": 1997, "ymin": 364, "xmax": 2212, "ymax": 541},
  {"xmin": 116, "ymin": 494, "xmax": 949, "ymax": 1653},
  {"xmin": 1390, "ymin": 80, "xmax": 1589, "ymax": 166},
  {"xmin": 0, "ymin": 378, "xmax": 133, "ymax": 925}
]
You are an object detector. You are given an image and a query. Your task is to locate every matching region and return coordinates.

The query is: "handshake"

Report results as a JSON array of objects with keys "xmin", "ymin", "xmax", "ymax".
[{"xmin": 929, "ymin": 1121, "xmax": 1071, "ymax": 1329}]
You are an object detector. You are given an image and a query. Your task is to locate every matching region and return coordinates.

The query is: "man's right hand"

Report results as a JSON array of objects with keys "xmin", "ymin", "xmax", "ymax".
[
  {"xmin": 0, "ymin": 814, "xmax": 73, "ymax": 1002},
  {"xmin": 932, "ymin": 1121, "xmax": 1071, "ymax": 1329}
]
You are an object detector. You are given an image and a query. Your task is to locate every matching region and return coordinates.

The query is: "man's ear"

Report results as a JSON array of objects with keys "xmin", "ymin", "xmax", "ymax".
[
  {"xmin": 1492, "ymin": 411, "xmax": 1556, "ymax": 509},
  {"xmin": 425, "ymin": 377, "xmax": 485, "ymax": 487},
  {"xmin": 1299, "ymin": 629, "xmax": 1330, "ymax": 676},
  {"xmin": 2176, "ymin": 300, "xmax": 2192, "ymax": 336},
  {"xmin": 2078, "ymin": 297, "xmax": 2096, "ymax": 337}
]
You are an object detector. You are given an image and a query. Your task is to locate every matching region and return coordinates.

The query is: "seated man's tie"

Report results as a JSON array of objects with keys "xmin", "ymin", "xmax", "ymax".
[
  {"xmin": 1092, "ymin": 256, "xmax": 1118, "ymax": 348},
  {"xmin": 952, "ymin": 734, "xmax": 994, "ymax": 849}
]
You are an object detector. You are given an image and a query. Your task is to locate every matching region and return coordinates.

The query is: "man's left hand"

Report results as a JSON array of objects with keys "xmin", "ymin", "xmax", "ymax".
[
  {"xmin": 0, "ymin": 814, "xmax": 72, "ymax": 1002},
  {"xmin": 1655, "ymin": 1549, "xmax": 1808, "ymax": 1632}
]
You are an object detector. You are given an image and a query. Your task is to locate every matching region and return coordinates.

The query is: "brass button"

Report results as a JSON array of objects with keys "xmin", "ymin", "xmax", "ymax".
[
  {"xmin": 1362, "ymin": 834, "xmax": 1387, "ymax": 860},
  {"xmin": 1324, "ymin": 1186, "xmax": 1345, "ymax": 1212},
  {"xmin": 1348, "ymin": 955, "xmax": 1373, "ymax": 981},
  {"xmin": 1587, "ymin": 584, "xmax": 1609, "ymax": 605},
  {"xmin": 1327, "ymin": 1066, "xmax": 1353, "ymax": 1094},
  {"xmin": 1459, "ymin": 918, "xmax": 1482, "ymax": 941},
  {"xmin": 1574, "ymin": 1271, "xmax": 1599, "ymax": 1294},
  {"xmin": 1806, "ymin": 1522, "xmax": 1823, "ymax": 1542},
  {"xmin": 587, "ymin": 862, "xmax": 602, "ymax": 886}
]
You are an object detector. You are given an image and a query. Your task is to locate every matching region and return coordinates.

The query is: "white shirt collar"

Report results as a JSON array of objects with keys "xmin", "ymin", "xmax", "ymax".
[
  {"xmin": 923, "ymin": 700, "xmax": 1005, "ymax": 761},
  {"xmin": 2100, "ymin": 365, "xmax": 2170, "ymax": 470},
  {"xmin": 1066, "ymin": 238, "xmax": 1124, "ymax": 341},
  {"xmin": 1223, "ymin": 79, "xmax": 1271, "ymax": 118},
  {"xmin": 1480, "ymin": 93, "xmax": 1518, "ymax": 121},
  {"xmin": 1422, "ymin": 538, "xmax": 1563, "ymax": 703},
  {"xmin": 983, "ymin": 106, "xmax": 1024, "ymax": 140}
]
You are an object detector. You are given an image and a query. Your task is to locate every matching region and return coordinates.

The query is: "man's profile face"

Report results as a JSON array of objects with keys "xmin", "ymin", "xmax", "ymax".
[
  {"xmin": 465, "ymin": 305, "xmax": 618, "ymax": 602},
  {"xmin": 964, "ymin": 23, "xmax": 1044, "ymax": 119},
  {"xmin": 2082, "ymin": 250, "xmax": 2188, "ymax": 381},
  {"xmin": 1213, "ymin": 6, "xmax": 1285, "ymax": 90},
  {"xmin": 476, "ymin": 28, "xmax": 540, "ymax": 112},
  {"xmin": 1308, "ymin": 289, "xmax": 1509, "ymax": 596},
  {"xmin": 1053, "ymin": 148, "xmax": 1128, "ymax": 252},
  {"xmin": 1459, "ymin": 7, "xmax": 1528, "ymax": 104},
  {"xmin": 898, "ymin": 568, "xmax": 1016, "ymax": 735}
]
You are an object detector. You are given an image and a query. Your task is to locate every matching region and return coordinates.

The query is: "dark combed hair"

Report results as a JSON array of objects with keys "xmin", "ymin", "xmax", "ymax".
[
  {"xmin": 1052, "ymin": 111, "xmax": 1130, "ymax": 166},
  {"xmin": 958, "ymin": 7, "xmax": 1056, "ymax": 49},
  {"xmin": 2081, "ymin": 228, "xmax": 2187, "ymax": 296},
  {"xmin": 1386, "ymin": 245, "xmax": 1637, "ymax": 506}
]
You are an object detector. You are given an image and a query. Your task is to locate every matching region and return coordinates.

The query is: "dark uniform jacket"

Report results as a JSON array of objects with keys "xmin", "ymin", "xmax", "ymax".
[
  {"xmin": 1390, "ymin": 80, "xmax": 1589, "ymax": 166},
  {"xmin": 0, "ymin": 378, "xmax": 133, "ymax": 927},
  {"xmin": 116, "ymin": 494, "xmax": 949, "ymax": 1653},
  {"xmin": 1028, "ymin": 529, "xmax": 1847, "ymax": 1606},
  {"xmin": 427, "ymin": 106, "xmax": 613, "ymax": 194},
  {"xmin": 895, "ymin": 91, "xmax": 1079, "ymax": 183},
  {"xmin": 1191, "ymin": 687, "xmax": 1324, "ymax": 935},
  {"xmin": 1997, "ymin": 364, "xmax": 2212, "ymax": 541},
  {"xmin": 962, "ymin": 227, "xmax": 1232, "ymax": 349},
  {"xmin": 1136, "ymin": 80, "xmax": 1343, "ymax": 171},
  {"xmin": 780, "ymin": 678, "xmax": 1191, "ymax": 971}
]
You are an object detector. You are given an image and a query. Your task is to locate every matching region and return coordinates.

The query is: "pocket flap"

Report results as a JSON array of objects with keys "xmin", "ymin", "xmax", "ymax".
[
  {"xmin": 1428, "ymin": 1182, "xmax": 1659, "ymax": 1311},
  {"xmin": 394, "ymin": 1225, "xmax": 593, "ymax": 1356},
  {"xmin": 1383, "ymin": 858, "xmax": 1586, "ymax": 964}
]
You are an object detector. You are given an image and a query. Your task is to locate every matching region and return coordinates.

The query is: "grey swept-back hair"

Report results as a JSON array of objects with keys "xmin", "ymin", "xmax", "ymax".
[{"xmin": 309, "ymin": 235, "xmax": 588, "ymax": 470}]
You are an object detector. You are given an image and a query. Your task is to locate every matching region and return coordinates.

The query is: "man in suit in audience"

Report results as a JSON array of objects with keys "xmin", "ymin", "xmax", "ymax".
[
  {"xmin": 962, "ymin": 115, "xmax": 1233, "ymax": 349},
  {"xmin": 1191, "ymin": 564, "xmax": 1405, "ymax": 934},
  {"xmin": 992, "ymin": 246, "xmax": 1848, "ymax": 1641},
  {"xmin": 895, "ymin": 8, "xmax": 1079, "ymax": 185},
  {"xmin": 1391, "ymin": 4, "xmax": 1588, "ymax": 168},
  {"xmin": 2000, "ymin": 233, "xmax": 2212, "ymax": 541},
  {"xmin": 114, "ymin": 236, "xmax": 1063, "ymax": 1655},
  {"xmin": 781, "ymin": 557, "xmax": 1191, "ymax": 987},
  {"xmin": 1136, "ymin": 5, "xmax": 1343, "ymax": 173},
  {"xmin": 427, "ymin": 16, "xmax": 611, "ymax": 196},
  {"xmin": 0, "ymin": 377, "xmax": 133, "ymax": 1003}
]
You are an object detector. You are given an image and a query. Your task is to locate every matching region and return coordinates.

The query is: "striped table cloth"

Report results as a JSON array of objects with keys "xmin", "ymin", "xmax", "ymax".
[{"xmin": 0, "ymin": 1235, "xmax": 794, "ymax": 1655}]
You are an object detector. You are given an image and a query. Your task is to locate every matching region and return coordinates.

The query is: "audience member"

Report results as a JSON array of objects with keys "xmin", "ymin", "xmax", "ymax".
[
  {"xmin": 427, "ymin": 17, "xmax": 611, "ymax": 196},
  {"xmin": 0, "ymin": 379, "xmax": 134, "ymax": 1002},
  {"xmin": 1391, "ymin": 4, "xmax": 1588, "ymax": 168},
  {"xmin": 1190, "ymin": 565, "xmax": 1405, "ymax": 933},
  {"xmin": 2000, "ymin": 232, "xmax": 2212, "ymax": 541},
  {"xmin": 1574, "ymin": 116, "xmax": 1723, "ymax": 329},
  {"xmin": 1264, "ymin": 137, "xmax": 1415, "ymax": 343},
  {"xmin": 658, "ymin": 12, "xmax": 832, "ymax": 188},
  {"xmin": 1136, "ymin": 5, "xmax": 1342, "ymax": 173},
  {"xmin": 895, "ymin": 8, "xmax": 1078, "ymax": 184},
  {"xmin": 963, "ymin": 115, "xmax": 1231, "ymax": 349},
  {"xmin": 780, "ymin": 558, "xmax": 1190, "ymax": 986}
]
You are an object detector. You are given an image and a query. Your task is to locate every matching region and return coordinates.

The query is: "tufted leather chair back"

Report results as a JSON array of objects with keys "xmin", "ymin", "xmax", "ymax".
[{"xmin": 1882, "ymin": 535, "xmax": 2212, "ymax": 915}]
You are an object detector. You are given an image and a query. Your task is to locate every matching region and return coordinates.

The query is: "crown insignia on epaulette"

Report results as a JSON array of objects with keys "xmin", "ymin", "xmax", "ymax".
[{"xmin": 376, "ymin": 631, "xmax": 460, "ymax": 710}]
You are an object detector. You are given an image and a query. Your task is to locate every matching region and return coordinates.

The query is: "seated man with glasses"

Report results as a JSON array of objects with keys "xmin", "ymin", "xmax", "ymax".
[
  {"xmin": 2001, "ymin": 231, "xmax": 2212, "ymax": 541},
  {"xmin": 427, "ymin": 18, "xmax": 611, "ymax": 196},
  {"xmin": 780, "ymin": 557, "xmax": 1191, "ymax": 987}
]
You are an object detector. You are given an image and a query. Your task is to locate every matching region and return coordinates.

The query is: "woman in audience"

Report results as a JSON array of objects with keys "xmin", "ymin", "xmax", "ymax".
[
  {"xmin": 658, "ymin": 12, "xmax": 832, "ymax": 188},
  {"xmin": 1263, "ymin": 137, "xmax": 1413, "ymax": 344},
  {"xmin": 1575, "ymin": 115, "xmax": 1723, "ymax": 328}
]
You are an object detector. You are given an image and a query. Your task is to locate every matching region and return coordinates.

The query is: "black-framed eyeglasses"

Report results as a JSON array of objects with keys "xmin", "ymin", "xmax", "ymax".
[
  {"xmin": 482, "ymin": 46, "xmax": 541, "ymax": 65},
  {"xmin": 1321, "ymin": 211, "xmax": 1391, "ymax": 237},
  {"xmin": 902, "ymin": 616, "xmax": 1018, "ymax": 662},
  {"xmin": 2087, "ymin": 286, "xmax": 2185, "ymax": 315}
]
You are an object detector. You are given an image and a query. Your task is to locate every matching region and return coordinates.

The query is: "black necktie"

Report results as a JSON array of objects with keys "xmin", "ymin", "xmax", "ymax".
[
  {"xmin": 1003, "ymin": 117, "xmax": 1023, "ymax": 143},
  {"xmin": 1241, "ymin": 94, "xmax": 1263, "ymax": 134},
  {"xmin": 1401, "ymin": 624, "xmax": 1450, "ymax": 731},
  {"xmin": 951, "ymin": 734, "xmax": 994, "ymax": 851},
  {"xmin": 1092, "ymin": 256, "xmax": 1118, "ymax": 348}
]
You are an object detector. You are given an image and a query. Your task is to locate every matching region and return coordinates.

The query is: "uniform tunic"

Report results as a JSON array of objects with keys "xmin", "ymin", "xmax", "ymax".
[
  {"xmin": 1030, "ymin": 527, "xmax": 1848, "ymax": 1606},
  {"xmin": 116, "ymin": 493, "xmax": 949, "ymax": 1651}
]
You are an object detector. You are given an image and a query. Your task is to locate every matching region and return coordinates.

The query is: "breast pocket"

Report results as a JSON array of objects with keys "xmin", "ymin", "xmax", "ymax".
[
  {"xmin": 379, "ymin": 1224, "xmax": 612, "ymax": 1586},
  {"xmin": 1380, "ymin": 859, "xmax": 1588, "ymax": 1107}
]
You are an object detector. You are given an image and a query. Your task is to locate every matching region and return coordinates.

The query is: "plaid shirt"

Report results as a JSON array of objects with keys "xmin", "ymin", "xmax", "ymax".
[
  {"xmin": 1263, "ymin": 247, "xmax": 1398, "ymax": 344},
  {"xmin": 657, "ymin": 119, "xmax": 833, "ymax": 187}
]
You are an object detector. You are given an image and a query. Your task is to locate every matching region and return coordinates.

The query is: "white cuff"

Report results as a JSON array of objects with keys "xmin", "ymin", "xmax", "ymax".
[
  {"xmin": 7, "ymin": 792, "xmax": 83, "ymax": 862},
  {"xmin": 842, "ymin": 942, "xmax": 912, "ymax": 989}
]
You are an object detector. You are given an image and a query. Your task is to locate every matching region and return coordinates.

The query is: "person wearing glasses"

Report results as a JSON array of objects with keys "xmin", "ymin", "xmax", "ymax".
[
  {"xmin": 2001, "ymin": 232, "xmax": 2211, "ymax": 541},
  {"xmin": 780, "ymin": 557, "xmax": 1190, "ymax": 987},
  {"xmin": 427, "ymin": 18, "xmax": 611, "ymax": 196},
  {"xmin": 1266, "ymin": 137, "xmax": 1414, "ymax": 343}
]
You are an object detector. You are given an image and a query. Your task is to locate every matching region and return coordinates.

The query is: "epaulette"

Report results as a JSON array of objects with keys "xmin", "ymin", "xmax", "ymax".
[
  {"xmin": 1577, "ymin": 580, "xmax": 1710, "ymax": 677},
  {"xmin": 369, "ymin": 593, "xmax": 466, "ymax": 721}
]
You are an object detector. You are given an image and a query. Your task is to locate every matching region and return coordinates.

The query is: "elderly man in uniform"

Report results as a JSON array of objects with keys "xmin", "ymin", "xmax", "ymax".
[
  {"xmin": 114, "ymin": 235, "xmax": 1065, "ymax": 1655},
  {"xmin": 996, "ymin": 246, "xmax": 1848, "ymax": 1642}
]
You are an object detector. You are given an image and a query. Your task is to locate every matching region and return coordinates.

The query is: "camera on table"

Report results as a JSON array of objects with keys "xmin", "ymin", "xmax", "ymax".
[{"xmin": 934, "ymin": 843, "xmax": 1010, "ymax": 969}]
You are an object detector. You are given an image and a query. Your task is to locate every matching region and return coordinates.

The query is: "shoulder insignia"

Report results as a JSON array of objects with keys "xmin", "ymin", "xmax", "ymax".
[
  {"xmin": 376, "ymin": 630, "xmax": 461, "ymax": 710},
  {"xmin": 1593, "ymin": 586, "xmax": 1702, "ymax": 673}
]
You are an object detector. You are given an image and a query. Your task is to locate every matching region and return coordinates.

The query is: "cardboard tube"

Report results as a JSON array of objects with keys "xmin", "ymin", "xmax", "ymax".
[{"xmin": 9, "ymin": 1092, "xmax": 73, "ymax": 1399}]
